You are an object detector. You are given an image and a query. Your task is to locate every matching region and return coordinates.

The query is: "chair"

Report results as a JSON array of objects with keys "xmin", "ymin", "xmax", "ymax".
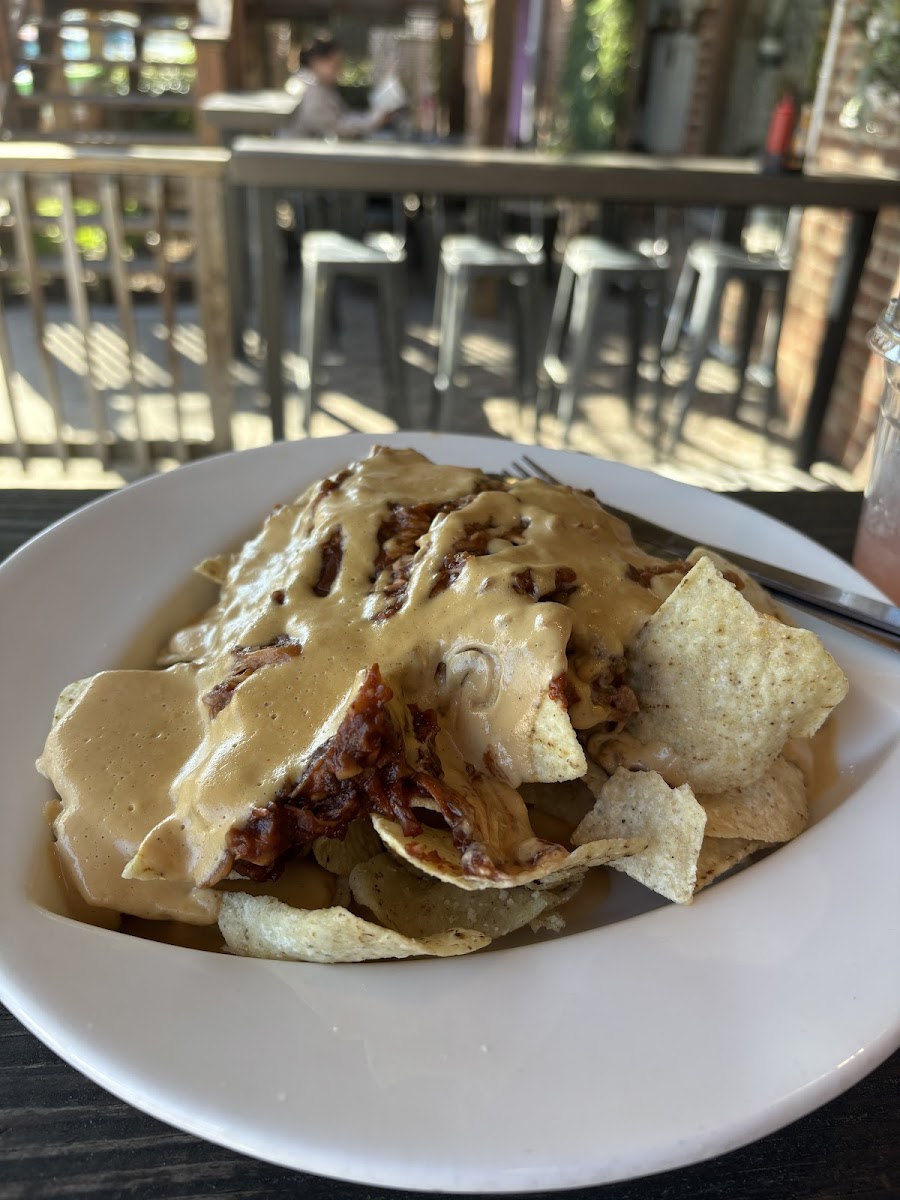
[
  {"xmin": 297, "ymin": 231, "xmax": 408, "ymax": 436},
  {"xmin": 538, "ymin": 236, "xmax": 669, "ymax": 446},
  {"xmin": 430, "ymin": 233, "xmax": 543, "ymax": 429},
  {"xmin": 660, "ymin": 234, "xmax": 792, "ymax": 450}
]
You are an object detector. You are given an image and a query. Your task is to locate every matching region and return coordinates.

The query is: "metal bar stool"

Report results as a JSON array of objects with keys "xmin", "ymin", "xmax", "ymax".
[
  {"xmin": 297, "ymin": 230, "xmax": 408, "ymax": 436},
  {"xmin": 430, "ymin": 233, "xmax": 543, "ymax": 429},
  {"xmin": 538, "ymin": 236, "xmax": 669, "ymax": 446},
  {"xmin": 661, "ymin": 239, "xmax": 792, "ymax": 451}
]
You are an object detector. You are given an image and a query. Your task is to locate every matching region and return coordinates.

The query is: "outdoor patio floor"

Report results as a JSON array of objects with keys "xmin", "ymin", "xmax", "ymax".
[{"xmin": 0, "ymin": 275, "xmax": 855, "ymax": 492}]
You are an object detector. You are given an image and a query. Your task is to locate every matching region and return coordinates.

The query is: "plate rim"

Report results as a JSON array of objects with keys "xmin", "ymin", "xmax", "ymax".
[{"xmin": 1, "ymin": 432, "xmax": 897, "ymax": 1193}]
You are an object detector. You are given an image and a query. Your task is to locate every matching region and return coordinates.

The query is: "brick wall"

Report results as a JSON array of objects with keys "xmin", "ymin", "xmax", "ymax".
[{"xmin": 777, "ymin": 19, "xmax": 900, "ymax": 469}]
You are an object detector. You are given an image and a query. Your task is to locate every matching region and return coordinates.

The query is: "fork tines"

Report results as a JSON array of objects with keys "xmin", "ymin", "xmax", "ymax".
[{"xmin": 511, "ymin": 455, "xmax": 562, "ymax": 485}]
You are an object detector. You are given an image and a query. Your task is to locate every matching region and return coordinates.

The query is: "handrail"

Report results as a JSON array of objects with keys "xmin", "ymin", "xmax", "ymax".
[
  {"xmin": 0, "ymin": 143, "xmax": 231, "ymax": 178},
  {"xmin": 228, "ymin": 137, "xmax": 900, "ymax": 208},
  {"xmin": 227, "ymin": 136, "xmax": 900, "ymax": 469}
]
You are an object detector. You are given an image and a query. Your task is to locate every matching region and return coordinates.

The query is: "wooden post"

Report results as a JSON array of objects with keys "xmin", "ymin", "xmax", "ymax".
[
  {"xmin": 9, "ymin": 173, "xmax": 68, "ymax": 462},
  {"xmin": 0, "ymin": 3, "xmax": 20, "ymax": 135},
  {"xmin": 37, "ymin": 17, "xmax": 73, "ymax": 135},
  {"xmin": 439, "ymin": 0, "xmax": 467, "ymax": 137},
  {"xmin": 0, "ymin": 287, "xmax": 27, "ymax": 465},
  {"xmin": 194, "ymin": 31, "xmax": 231, "ymax": 145},
  {"xmin": 482, "ymin": 0, "xmax": 519, "ymax": 146},
  {"xmin": 697, "ymin": 0, "xmax": 744, "ymax": 154},
  {"xmin": 193, "ymin": 2, "xmax": 236, "ymax": 145},
  {"xmin": 148, "ymin": 176, "xmax": 188, "ymax": 463},
  {"xmin": 191, "ymin": 174, "xmax": 234, "ymax": 453},
  {"xmin": 99, "ymin": 175, "xmax": 151, "ymax": 471},
  {"xmin": 54, "ymin": 175, "xmax": 109, "ymax": 464},
  {"xmin": 230, "ymin": 0, "xmax": 268, "ymax": 91},
  {"xmin": 473, "ymin": 0, "xmax": 519, "ymax": 316},
  {"xmin": 617, "ymin": 0, "xmax": 650, "ymax": 150}
]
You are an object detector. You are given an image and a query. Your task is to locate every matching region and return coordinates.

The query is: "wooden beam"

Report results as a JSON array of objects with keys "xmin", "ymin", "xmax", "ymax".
[
  {"xmin": 481, "ymin": 0, "xmax": 519, "ymax": 146},
  {"xmin": 698, "ymin": 0, "xmax": 744, "ymax": 154},
  {"xmin": 0, "ymin": 3, "xmax": 20, "ymax": 134},
  {"xmin": 193, "ymin": 2, "xmax": 237, "ymax": 144},
  {"xmin": 439, "ymin": 0, "xmax": 467, "ymax": 137},
  {"xmin": 230, "ymin": 0, "xmax": 269, "ymax": 91},
  {"xmin": 0, "ymin": 142, "xmax": 230, "ymax": 176},
  {"xmin": 194, "ymin": 33, "xmax": 232, "ymax": 144},
  {"xmin": 616, "ymin": 0, "xmax": 650, "ymax": 150},
  {"xmin": 227, "ymin": 139, "xmax": 900, "ymax": 209},
  {"xmin": 191, "ymin": 175, "xmax": 234, "ymax": 453}
]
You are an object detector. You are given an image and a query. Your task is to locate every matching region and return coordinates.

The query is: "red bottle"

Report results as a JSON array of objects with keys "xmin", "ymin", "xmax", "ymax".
[{"xmin": 762, "ymin": 91, "xmax": 798, "ymax": 173}]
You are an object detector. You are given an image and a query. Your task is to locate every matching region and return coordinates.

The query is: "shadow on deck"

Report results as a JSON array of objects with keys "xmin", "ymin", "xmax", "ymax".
[{"xmin": 0, "ymin": 276, "xmax": 855, "ymax": 493}]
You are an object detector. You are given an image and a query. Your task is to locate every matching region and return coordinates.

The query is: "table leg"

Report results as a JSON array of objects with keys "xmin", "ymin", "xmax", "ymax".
[
  {"xmin": 253, "ymin": 185, "xmax": 285, "ymax": 442},
  {"xmin": 796, "ymin": 208, "xmax": 877, "ymax": 470}
]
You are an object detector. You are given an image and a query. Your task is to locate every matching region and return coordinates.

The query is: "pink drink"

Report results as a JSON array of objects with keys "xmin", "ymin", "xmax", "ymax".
[
  {"xmin": 852, "ymin": 301, "xmax": 900, "ymax": 603},
  {"xmin": 853, "ymin": 516, "xmax": 900, "ymax": 603}
]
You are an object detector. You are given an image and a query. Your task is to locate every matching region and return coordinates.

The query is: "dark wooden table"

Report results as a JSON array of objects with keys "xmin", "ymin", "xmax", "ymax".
[
  {"xmin": 1, "ymin": 486, "xmax": 897, "ymax": 1200},
  {"xmin": 227, "ymin": 140, "xmax": 900, "ymax": 468}
]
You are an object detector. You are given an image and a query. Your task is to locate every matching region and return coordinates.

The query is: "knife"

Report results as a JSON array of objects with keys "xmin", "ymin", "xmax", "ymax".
[
  {"xmin": 601, "ymin": 500, "xmax": 900, "ymax": 645},
  {"xmin": 511, "ymin": 455, "xmax": 900, "ymax": 645}
]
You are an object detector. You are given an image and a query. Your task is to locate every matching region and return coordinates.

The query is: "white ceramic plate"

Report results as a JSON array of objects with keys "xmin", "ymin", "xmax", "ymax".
[{"xmin": 1, "ymin": 432, "xmax": 898, "ymax": 1193}]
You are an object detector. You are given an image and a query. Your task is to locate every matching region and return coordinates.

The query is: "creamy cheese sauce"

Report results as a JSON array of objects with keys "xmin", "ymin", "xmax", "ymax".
[
  {"xmin": 40, "ymin": 449, "xmax": 674, "ymax": 915},
  {"xmin": 38, "ymin": 447, "xmax": 836, "ymax": 929},
  {"xmin": 39, "ymin": 666, "xmax": 219, "ymax": 923},
  {"xmin": 586, "ymin": 730, "xmax": 689, "ymax": 786}
]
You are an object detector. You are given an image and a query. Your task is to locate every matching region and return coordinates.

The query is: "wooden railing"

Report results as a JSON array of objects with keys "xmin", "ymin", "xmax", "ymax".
[{"xmin": 0, "ymin": 143, "xmax": 232, "ymax": 472}]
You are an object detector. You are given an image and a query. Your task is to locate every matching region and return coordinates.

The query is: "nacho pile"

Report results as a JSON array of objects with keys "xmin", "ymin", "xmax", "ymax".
[{"xmin": 38, "ymin": 448, "xmax": 847, "ymax": 961}]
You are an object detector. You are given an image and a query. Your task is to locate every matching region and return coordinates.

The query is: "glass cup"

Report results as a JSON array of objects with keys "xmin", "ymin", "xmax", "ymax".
[{"xmin": 853, "ymin": 298, "xmax": 900, "ymax": 602}]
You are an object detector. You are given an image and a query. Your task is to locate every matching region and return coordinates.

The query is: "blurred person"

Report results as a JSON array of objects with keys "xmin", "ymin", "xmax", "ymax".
[
  {"xmin": 281, "ymin": 33, "xmax": 402, "ymax": 327},
  {"xmin": 286, "ymin": 33, "xmax": 391, "ymax": 140}
]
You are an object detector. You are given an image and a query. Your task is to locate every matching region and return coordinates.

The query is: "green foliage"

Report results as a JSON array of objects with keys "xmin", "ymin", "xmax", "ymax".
[
  {"xmin": 840, "ymin": 1, "xmax": 900, "ymax": 132},
  {"xmin": 852, "ymin": 0, "xmax": 900, "ymax": 93},
  {"xmin": 338, "ymin": 57, "xmax": 374, "ymax": 88},
  {"xmin": 31, "ymin": 195, "xmax": 113, "ymax": 260},
  {"xmin": 33, "ymin": 194, "xmax": 102, "ymax": 256},
  {"xmin": 558, "ymin": 0, "xmax": 634, "ymax": 151}
]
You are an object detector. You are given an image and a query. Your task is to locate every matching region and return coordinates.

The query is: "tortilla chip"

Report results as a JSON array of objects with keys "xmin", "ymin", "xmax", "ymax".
[
  {"xmin": 313, "ymin": 819, "xmax": 384, "ymax": 876},
  {"xmin": 194, "ymin": 554, "xmax": 232, "ymax": 584},
  {"xmin": 530, "ymin": 693, "xmax": 587, "ymax": 782},
  {"xmin": 700, "ymin": 756, "xmax": 807, "ymax": 842},
  {"xmin": 687, "ymin": 547, "xmax": 782, "ymax": 618},
  {"xmin": 50, "ymin": 678, "xmax": 92, "ymax": 728},
  {"xmin": 573, "ymin": 767, "xmax": 706, "ymax": 904},
  {"xmin": 122, "ymin": 811, "xmax": 196, "ymax": 882},
  {"xmin": 694, "ymin": 837, "xmax": 767, "ymax": 892},
  {"xmin": 626, "ymin": 556, "xmax": 847, "ymax": 792},
  {"xmin": 218, "ymin": 892, "xmax": 489, "ymax": 962},
  {"xmin": 530, "ymin": 910, "xmax": 568, "ymax": 933},
  {"xmin": 37, "ymin": 678, "xmax": 90, "ymax": 778},
  {"xmin": 350, "ymin": 852, "xmax": 581, "ymax": 939},
  {"xmin": 373, "ymin": 815, "xmax": 645, "ymax": 891}
]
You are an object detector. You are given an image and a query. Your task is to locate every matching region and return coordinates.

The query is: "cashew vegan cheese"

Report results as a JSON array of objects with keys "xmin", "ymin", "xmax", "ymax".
[{"xmin": 38, "ymin": 448, "xmax": 848, "ymax": 961}]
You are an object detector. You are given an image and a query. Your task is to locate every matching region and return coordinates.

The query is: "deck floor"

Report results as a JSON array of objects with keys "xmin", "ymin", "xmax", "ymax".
[{"xmin": 0, "ymin": 277, "xmax": 855, "ymax": 492}]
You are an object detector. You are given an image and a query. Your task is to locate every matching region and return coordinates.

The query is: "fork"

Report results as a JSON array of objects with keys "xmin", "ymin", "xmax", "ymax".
[{"xmin": 509, "ymin": 454, "xmax": 900, "ymax": 645}]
